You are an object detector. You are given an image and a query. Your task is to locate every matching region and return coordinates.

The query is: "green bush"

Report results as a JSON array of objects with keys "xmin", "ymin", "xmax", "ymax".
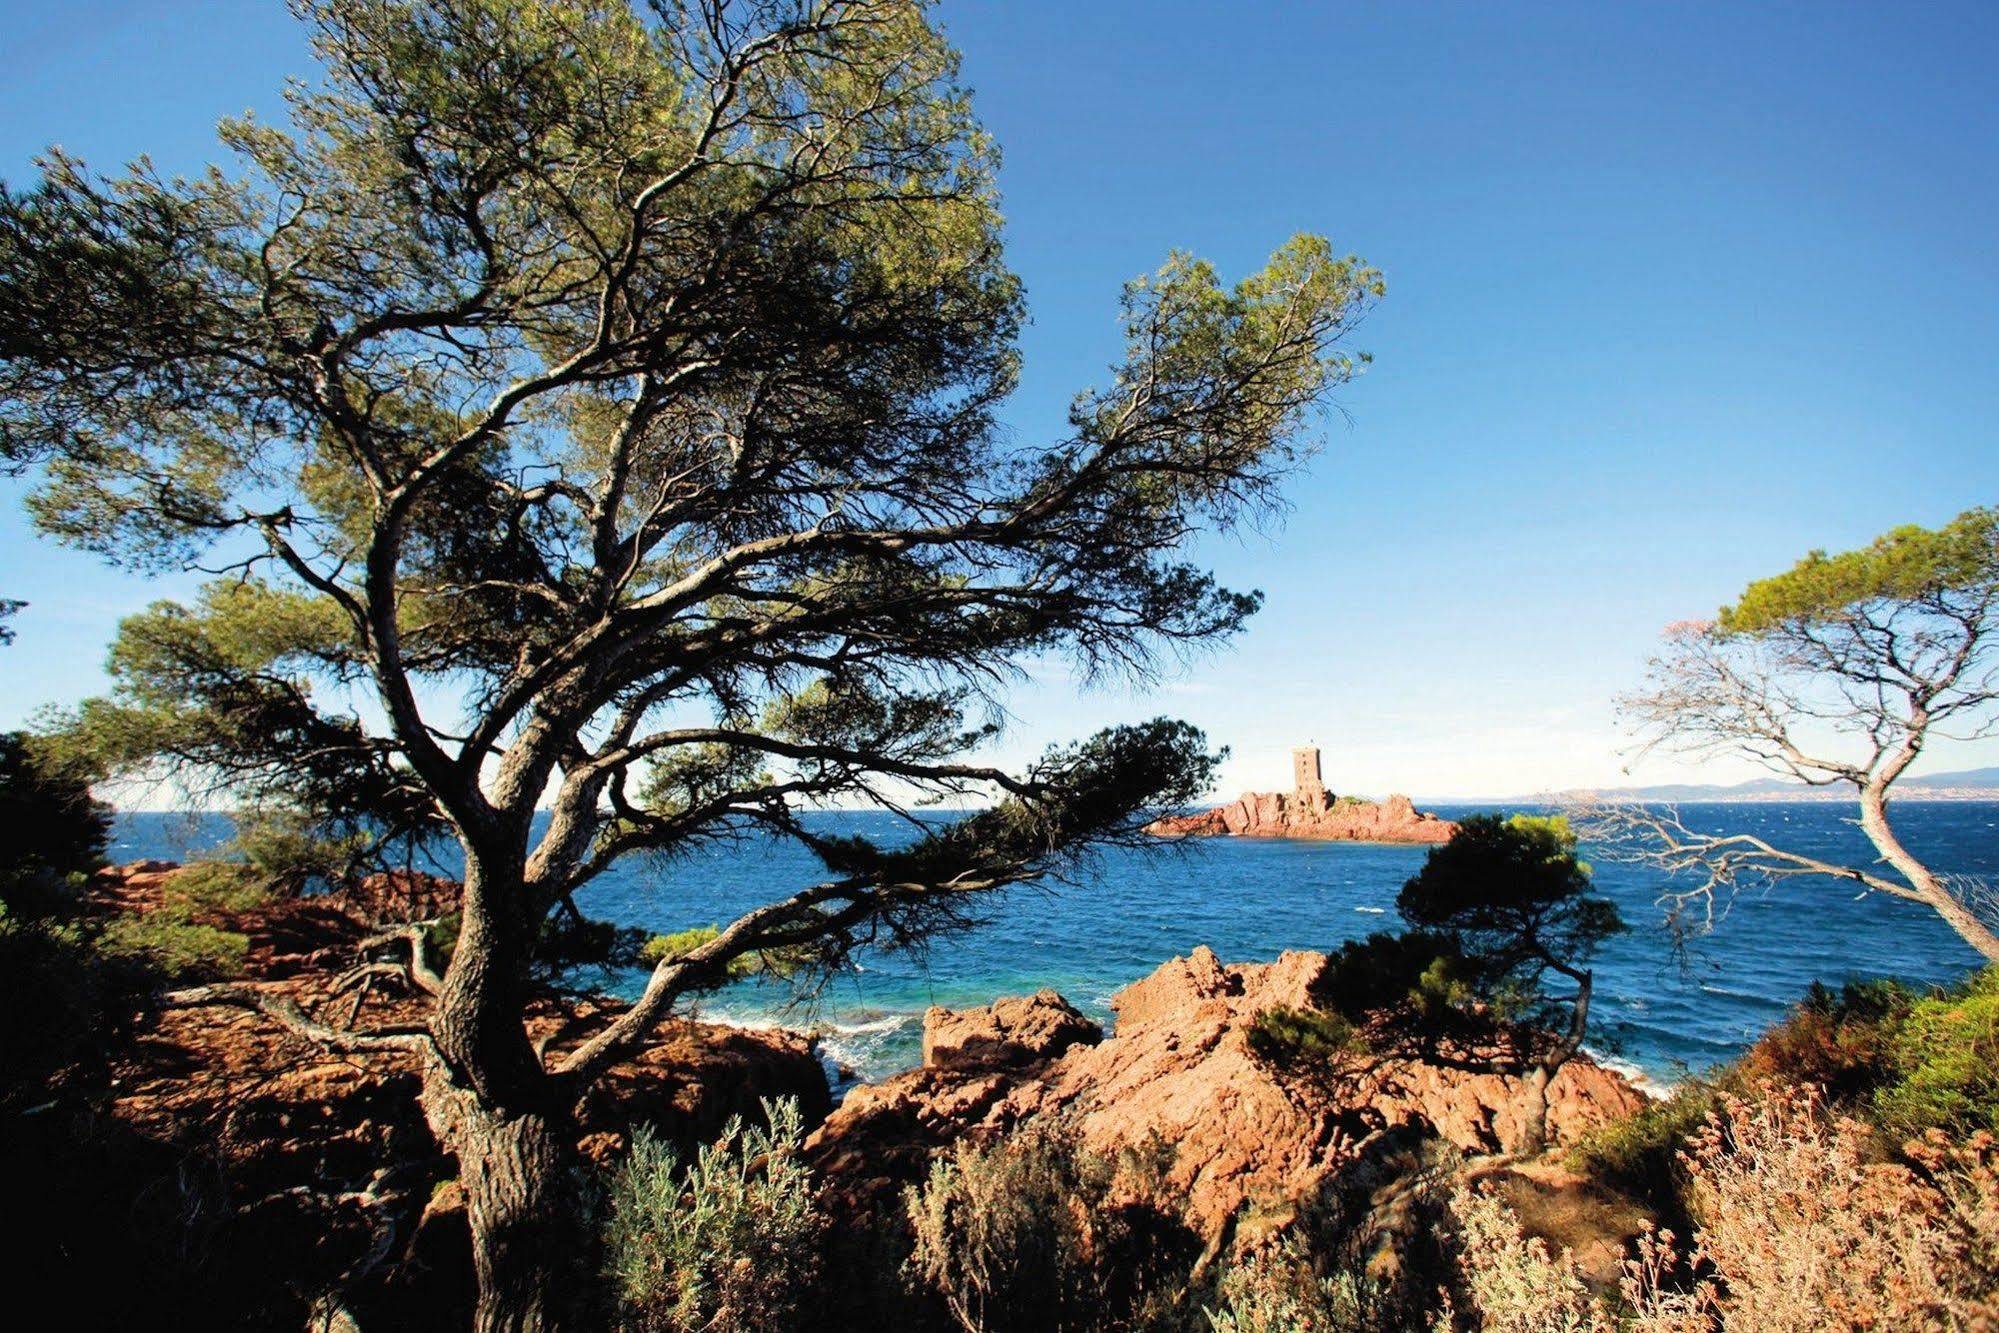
[
  {"xmin": 0, "ymin": 906, "xmax": 106, "ymax": 1108},
  {"xmin": 1872, "ymin": 966, "xmax": 1999, "ymax": 1140},
  {"xmin": 605, "ymin": 1097, "xmax": 824, "ymax": 1333},
  {"xmin": 1247, "ymin": 1005, "xmax": 1360, "ymax": 1079},
  {"xmin": 0, "ymin": 731, "xmax": 108, "ymax": 911},
  {"xmin": 1735, "ymin": 977, "xmax": 1915, "ymax": 1104},
  {"xmin": 1570, "ymin": 965, "xmax": 1999, "ymax": 1216},
  {"xmin": 1202, "ymin": 1236, "xmax": 1378, "ymax": 1333},
  {"xmin": 906, "ymin": 1125, "xmax": 1105, "ymax": 1333},
  {"xmin": 95, "ymin": 911, "xmax": 250, "ymax": 982},
  {"xmin": 904, "ymin": 1122, "xmax": 1194, "ymax": 1333},
  {"xmin": 1308, "ymin": 929, "xmax": 1467, "ymax": 1023},
  {"xmin": 1565, "ymin": 1081, "xmax": 1717, "ymax": 1213},
  {"xmin": 86, "ymin": 862, "xmax": 259, "ymax": 985},
  {"xmin": 165, "ymin": 860, "xmax": 274, "ymax": 916}
]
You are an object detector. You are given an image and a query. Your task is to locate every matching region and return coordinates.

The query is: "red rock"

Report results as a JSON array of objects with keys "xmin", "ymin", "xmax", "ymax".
[
  {"xmin": 921, "ymin": 988, "xmax": 1101, "ymax": 1072},
  {"xmin": 1148, "ymin": 790, "xmax": 1456, "ymax": 844},
  {"xmin": 342, "ymin": 869, "xmax": 462, "ymax": 923},
  {"xmin": 808, "ymin": 947, "xmax": 1644, "ymax": 1241}
]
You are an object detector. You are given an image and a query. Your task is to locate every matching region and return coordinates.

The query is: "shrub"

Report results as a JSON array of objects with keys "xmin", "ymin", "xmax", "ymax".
[
  {"xmin": 1735, "ymin": 977, "xmax": 1916, "ymax": 1104},
  {"xmin": 0, "ymin": 730, "xmax": 108, "ymax": 909},
  {"xmin": 165, "ymin": 861, "xmax": 274, "ymax": 916},
  {"xmin": 1308, "ymin": 930, "xmax": 1467, "ymax": 1023},
  {"xmin": 1564, "ymin": 1082, "xmax": 1716, "ymax": 1214},
  {"xmin": 904, "ymin": 1122, "xmax": 1193, "ymax": 1333},
  {"xmin": 0, "ymin": 906, "xmax": 105, "ymax": 1107},
  {"xmin": 1247, "ymin": 1005, "xmax": 1359, "ymax": 1078},
  {"xmin": 1436, "ymin": 1185, "xmax": 1610, "ymax": 1333},
  {"xmin": 1872, "ymin": 967, "xmax": 1999, "ymax": 1140},
  {"xmin": 604, "ymin": 1097, "xmax": 824, "ymax": 1333},
  {"xmin": 94, "ymin": 911, "xmax": 250, "ymax": 982},
  {"xmin": 88, "ymin": 862, "xmax": 259, "ymax": 984},
  {"xmin": 906, "ymin": 1125, "xmax": 1104, "ymax": 1333},
  {"xmin": 1675, "ymin": 1088, "xmax": 1999, "ymax": 1330},
  {"xmin": 1201, "ymin": 1235, "xmax": 1379, "ymax": 1333}
]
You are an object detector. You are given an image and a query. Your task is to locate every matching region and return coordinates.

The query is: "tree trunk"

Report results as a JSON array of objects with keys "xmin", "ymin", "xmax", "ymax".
[
  {"xmin": 422, "ymin": 853, "xmax": 588, "ymax": 1333},
  {"xmin": 1860, "ymin": 786, "xmax": 1999, "ymax": 961},
  {"xmin": 422, "ymin": 1068, "xmax": 583, "ymax": 1333},
  {"xmin": 1512, "ymin": 1063, "xmax": 1552, "ymax": 1157}
]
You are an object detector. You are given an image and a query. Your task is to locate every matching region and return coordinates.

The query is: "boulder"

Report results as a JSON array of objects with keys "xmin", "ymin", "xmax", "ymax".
[{"xmin": 921, "ymin": 988, "xmax": 1102, "ymax": 1072}]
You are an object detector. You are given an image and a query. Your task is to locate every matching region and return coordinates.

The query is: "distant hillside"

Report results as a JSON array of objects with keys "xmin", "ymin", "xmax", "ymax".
[{"xmin": 1513, "ymin": 765, "xmax": 1999, "ymax": 804}]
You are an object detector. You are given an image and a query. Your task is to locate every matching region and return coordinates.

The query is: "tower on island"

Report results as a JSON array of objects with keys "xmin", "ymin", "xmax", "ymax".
[{"xmin": 1291, "ymin": 745, "xmax": 1328, "ymax": 805}]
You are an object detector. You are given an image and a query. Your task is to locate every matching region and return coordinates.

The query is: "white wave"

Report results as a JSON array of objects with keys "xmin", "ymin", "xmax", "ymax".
[
  {"xmin": 1585, "ymin": 1048, "xmax": 1676, "ymax": 1100},
  {"xmin": 822, "ymin": 1013, "xmax": 915, "ymax": 1037},
  {"xmin": 1352, "ymin": 906, "xmax": 1388, "ymax": 915}
]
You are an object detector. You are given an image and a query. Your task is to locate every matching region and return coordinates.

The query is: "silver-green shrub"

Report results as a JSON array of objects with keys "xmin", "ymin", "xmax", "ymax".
[{"xmin": 604, "ymin": 1097, "xmax": 824, "ymax": 1332}]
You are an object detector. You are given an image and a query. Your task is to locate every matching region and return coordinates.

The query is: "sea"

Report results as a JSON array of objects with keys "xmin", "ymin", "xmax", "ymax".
[{"xmin": 112, "ymin": 801, "xmax": 1999, "ymax": 1095}]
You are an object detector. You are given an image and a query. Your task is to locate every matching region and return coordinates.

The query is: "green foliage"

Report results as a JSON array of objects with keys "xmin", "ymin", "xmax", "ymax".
[
  {"xmin": 638, "ymin": 925, "xmax": 725, "ymax": 968},
  {"xmin": 1247, "ymin": 1005, "xmax": 1360, "ymax": 1078},
  {"xmin": 1736, "ymin": 977, "xmax": 1917, "ymax": 1103},
  {"xmin": 1565, "ymin": 1082, "xmax": 1718, "ymax": 1212},
  {"xmin": 0, "ymin": 730, "xmax": 108, "ymax": 911},
  {"xmin": 1872, "ymin": 967, "xmax": 1999, "ymax": 1139},
  {"xmin": 0, "ymin": 731, "xmax": 117, "ymax": 1108},
  {"xmin": 0, "ymin": 904, "xmax": 105, "ymax": 1108},
  {"xmin": 904, "ymin": 1122, "xmax": 1195, "ymax": 1333},
  {"xmin": 94, "ymin": 908, "xmax": 250, "ymax": 983},
  {"xmin": 164, "ymin": 860, "xmax": 274, "ymax": 915},
  {"xmin": 605, "ymin": 1098, "xmax": 824, "ymax": 1333},
  {"xmin": 1397, "ymin": 813, "xmax": 1623, "ymax": 1027},
  {"xmin": 1202, "ymin": 1236, "xmax": 1378, "ymax": 1333},
  {"xmin": 1308, "ymin": 929, "xmax": 1470, "ymax": 1024},
  {"xmin": 84, "ymin": 861, "xmax": 260, "ymax": 984},
  {"xmin": 1570, "ymin": 965, "xmax": 1999, "ymax": 1222},
  {"xmin": 1720, "ymin": 506, "xmax": 1999, "ymax": 633}
]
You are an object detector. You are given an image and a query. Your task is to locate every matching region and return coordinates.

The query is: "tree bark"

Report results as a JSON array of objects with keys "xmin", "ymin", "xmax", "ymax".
[
  {"xmin": 1513, "ymin": 1063, "xmax": 1552, "ymax": 1157},
  {"xmin": 421, "ymin": 1068, "xmax": 582, "ymax": 1333},
  {"xmin": 1859, "ymin": 786, "xmax": 1999, "ymax": 961},
  {"xmin": 422, "ymin": 855, "xmax": 588, "ymax": 1333}
]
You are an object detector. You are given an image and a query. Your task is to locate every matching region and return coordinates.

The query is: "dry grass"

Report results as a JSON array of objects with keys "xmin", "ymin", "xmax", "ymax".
[{"xmin": 1446, "ymin": 1087, "xmax": 1999, "ymax": 1332}]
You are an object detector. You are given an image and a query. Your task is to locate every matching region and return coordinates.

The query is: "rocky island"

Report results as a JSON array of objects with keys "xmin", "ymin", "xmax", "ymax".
[{"xmin": 1146, "ymin": 746, "xmax": 1458, "ymax": 844}]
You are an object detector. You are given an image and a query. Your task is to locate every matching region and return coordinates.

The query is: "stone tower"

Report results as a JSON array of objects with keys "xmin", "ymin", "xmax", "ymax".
[{"xmin": 1291, "ymin": 745, "xmax": 1328, "ymax": 806}]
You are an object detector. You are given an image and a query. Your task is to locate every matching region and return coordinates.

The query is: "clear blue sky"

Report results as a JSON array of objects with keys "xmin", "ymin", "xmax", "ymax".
[{"xmin": 2, "ymin": 1, "xmax": 1996, "ymax": 799}]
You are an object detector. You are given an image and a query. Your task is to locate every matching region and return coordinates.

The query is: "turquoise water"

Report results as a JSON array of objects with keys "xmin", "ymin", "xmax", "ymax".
[{"xmin": 114, "ymin": 801, "xmax": 1998, "ymax": 1088}]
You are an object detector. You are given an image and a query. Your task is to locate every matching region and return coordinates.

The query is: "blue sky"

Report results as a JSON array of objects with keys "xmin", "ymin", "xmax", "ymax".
[{"xmin": 2, "ymin": 1, "xmax": 1996, "ymax": 799}]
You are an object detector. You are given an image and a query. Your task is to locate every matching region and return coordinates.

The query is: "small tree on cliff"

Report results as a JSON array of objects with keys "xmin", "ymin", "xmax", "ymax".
[
  {"xmin": 1258, "ymin": 815, "xmax": 1622, "ymax": 1154},
  {"xmin": 0, "ymin": 2, "xmax": 1382, "ymax": 1327},
  {"xmin": 1393, "ymin": 813, "xmax": 1623, "ymax": 1153},
  {"xmin": 1589, "ymin": 507, "xmax": 1999, "ymax": 962}
]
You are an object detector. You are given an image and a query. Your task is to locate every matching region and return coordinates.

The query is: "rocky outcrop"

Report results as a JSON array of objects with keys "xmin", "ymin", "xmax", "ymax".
[
  {"xmin": 341, "ymin": 868, "xmax": 462, "ymax": 924},
  {"xmin": 921, "ymin": 988, "xmax": 1102, "ymax": 1072},
  {"xmin": 808, "ymin": 946, "xmax": 1643, "ymax": 1240},
  {"xmin": 1148, "ymin": 790, "xmax": 1456, "ymax": 844},
  {"xmin": 87, "ymin": 862, "xmax": 830, "ymax": 1158}
]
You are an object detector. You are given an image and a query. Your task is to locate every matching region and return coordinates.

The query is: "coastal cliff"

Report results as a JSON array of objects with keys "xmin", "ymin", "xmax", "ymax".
[
  {"xmin": 1147, "ymin": 789, "xmax": 1457, "ymax": 844},
  {"xmin": 809, "ymin": 945, "xmax": 1641, "ymax": 1240}
]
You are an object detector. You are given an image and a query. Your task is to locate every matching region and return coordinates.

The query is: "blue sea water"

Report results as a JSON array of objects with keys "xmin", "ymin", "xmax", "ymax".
[{"xmin": 112, "ymin": 801, "xmax": 1999, "ymax": 1090}]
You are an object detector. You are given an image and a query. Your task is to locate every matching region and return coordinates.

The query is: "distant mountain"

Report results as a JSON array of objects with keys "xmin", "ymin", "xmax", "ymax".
[{"xmin": 1494, "ymin": 765, "xmax": 1999, "ymax": 804}]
